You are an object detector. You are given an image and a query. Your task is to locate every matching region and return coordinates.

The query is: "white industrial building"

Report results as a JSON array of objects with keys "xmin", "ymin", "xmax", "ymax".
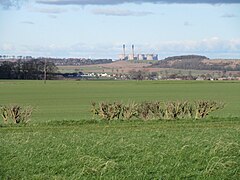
[{"xmin": 119, "ymin": 44, "xmax": 158, "ymax": 61}]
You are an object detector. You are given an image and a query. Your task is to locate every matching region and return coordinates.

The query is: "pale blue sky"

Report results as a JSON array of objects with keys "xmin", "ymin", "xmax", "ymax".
[{"xmin": 0, "ymin": 0, "xmax": 240, "ymax": 59}]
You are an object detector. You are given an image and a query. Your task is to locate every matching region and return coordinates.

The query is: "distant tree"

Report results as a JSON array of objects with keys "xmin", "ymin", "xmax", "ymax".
[
  {"xmin": 147, "ymin": 72, "xmax": 158, "ymax": 80},
  {"xmin": 128, "ymin": 70, "xmax": 146, "ymax": 80},
  {"xmin": 222, "ymin": 70, "xmax": 227, "ymax": 77},
  {"xmin": 164, "ymin": 70, "xmax": 169, "ymax": 79},
  {"xmin": 205, "ymin": 73, "xmax": 212, "ymax": 80},
  {"xmin": 178, "ymin": 70, "xmax": 182, "ymax": 76},
  {"xmin": 45, "ymin": 61, "xmax": 58, "ymax": 80},
  {"xmin": 0, "ymin": 59, "xmax": 58, "ymax": 80},
  {"xmin": 0, "ymin": 61, "xmax": 15, "ymax": 79},
  {"xmin": 188, "ymin": 71, "xmax": 192, "ymax": 78}
]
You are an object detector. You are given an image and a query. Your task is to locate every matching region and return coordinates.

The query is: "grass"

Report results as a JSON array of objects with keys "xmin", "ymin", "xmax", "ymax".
[
  {"xmin": 0, "ymin": 80, "xmax": 240, "ymax": 122},
  {"xmin": 1, "ymin": 119, "xmax": 239, "ymax": 179},
  {"xmin": 0, "ymin": 80, "xmax": 240, "ymax": 179}
]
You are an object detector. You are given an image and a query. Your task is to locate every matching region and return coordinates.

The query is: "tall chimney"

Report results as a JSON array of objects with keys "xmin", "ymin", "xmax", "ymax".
[
  {"xmin": 123, "ymin": 44, "xmax": 126, "ymax": 60},
  {"xmin": 132, "ymin": 44, "xmax": 134, "ymax": 60}
]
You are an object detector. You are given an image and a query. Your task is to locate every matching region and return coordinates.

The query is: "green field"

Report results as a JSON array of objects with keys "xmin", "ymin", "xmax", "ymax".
[
  {"xmin": 1, "ymin": 80, "xmax": 240, "ymax": 121},
  {"xmin": 0, "ymin": 80, "xmax": 240, "ymax": 179}
]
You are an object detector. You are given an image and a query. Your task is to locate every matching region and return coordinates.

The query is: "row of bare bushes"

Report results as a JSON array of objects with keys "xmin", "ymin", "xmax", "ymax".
[
  {"xmin": 91, "ymin": 101, "xmax": 224, "ymax": 121},
  {"xmin": 0, "ymin": 104, "xmax": 34, "ymax": 124}
]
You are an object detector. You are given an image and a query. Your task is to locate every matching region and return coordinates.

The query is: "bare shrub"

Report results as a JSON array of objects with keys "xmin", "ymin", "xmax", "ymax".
[
  {"xmin": 0, "ymin": 106, "xmax": 9, "ymax": 123},
  {"xmin": 91, "ymin": 102, "xmax": 123, "ymax": 121},
  {"xmin": 194, "ymin": 101, "xmax": 225, "ymax": 119},
  {"xmin": 137, "ymin": 102, "xmax": 152, "ymax": 120},
  {"xmin": 122, "ymin": 102, "xmax": 138, "ymax": 120},
  {"xmin": 0, "ymin": 104, "xmax": 34, "ymax": 124}
]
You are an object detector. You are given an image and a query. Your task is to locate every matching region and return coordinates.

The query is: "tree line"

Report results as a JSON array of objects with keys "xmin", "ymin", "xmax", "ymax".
[{"xmin": 0, "ymin": 59, "xmax": 57, "ymax": 80}]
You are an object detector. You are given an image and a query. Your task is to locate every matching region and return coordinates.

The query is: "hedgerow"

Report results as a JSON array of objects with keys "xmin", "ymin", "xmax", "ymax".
[{"xmin": 91, "ymin": 100, "xmax": 224, "ymax": 121}]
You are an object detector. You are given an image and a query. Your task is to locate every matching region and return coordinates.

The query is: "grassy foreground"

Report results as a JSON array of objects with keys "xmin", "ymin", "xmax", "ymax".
[
  {"xmin": 1, "ymin": 119, "xmax": 240, "ymax": 179},
  {"xmin": 0, "ymin": 80, "xmax": 240, "ymax": 179}
]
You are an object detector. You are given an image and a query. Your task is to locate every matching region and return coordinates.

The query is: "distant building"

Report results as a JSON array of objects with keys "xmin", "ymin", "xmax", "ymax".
[
  {"xmin": 138, "ymin": 54, "xmax": 145, "ymax": 60},
  {"xmin": 153, "ymin": 54, "xmax": 158, "ymax": 60},
  {"xmin": 119, "ymin": 44, "xmax": 158, "ymax": 61},
  {"xmin": 119, "ymin": 54, "xmax": 127, "ymax": 60},
  {"xmin": 128, "ymin": 54, "xmax": 135, "ymax": 60},
  {"xmin": 119, "ymin": 53, "xmax": 158, "ymax": 61},
  {"xmin": 146, "ymin": 54, "xmax": 153, "ymax": 60},
  {"xmin": 146, "ymin": 54, "xmax": 158, "ymax": 61}
]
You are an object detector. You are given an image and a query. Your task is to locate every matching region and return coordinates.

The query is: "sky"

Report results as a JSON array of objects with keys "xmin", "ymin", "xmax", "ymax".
[{"xmin": 0, "ymin": 0, "xmax": 240, "ymax": 59}]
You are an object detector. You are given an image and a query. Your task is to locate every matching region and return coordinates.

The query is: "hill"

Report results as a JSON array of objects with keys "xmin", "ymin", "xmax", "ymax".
[{"xmin": 151, "ymin": 55, "xmax": 240, "ymax": 71}]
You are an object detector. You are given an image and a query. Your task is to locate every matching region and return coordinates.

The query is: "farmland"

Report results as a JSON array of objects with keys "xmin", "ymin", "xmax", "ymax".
[
  {"xmin": 57, "ymin": 60, "xmax": 225, "ymax": 75},
  {"xmin": 57, "ymin": 60, "xmax": 240, "ymax": 81},
  {"xmin": 0, "ymin": 80, "xmax": 240, "ymax": 179}
]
